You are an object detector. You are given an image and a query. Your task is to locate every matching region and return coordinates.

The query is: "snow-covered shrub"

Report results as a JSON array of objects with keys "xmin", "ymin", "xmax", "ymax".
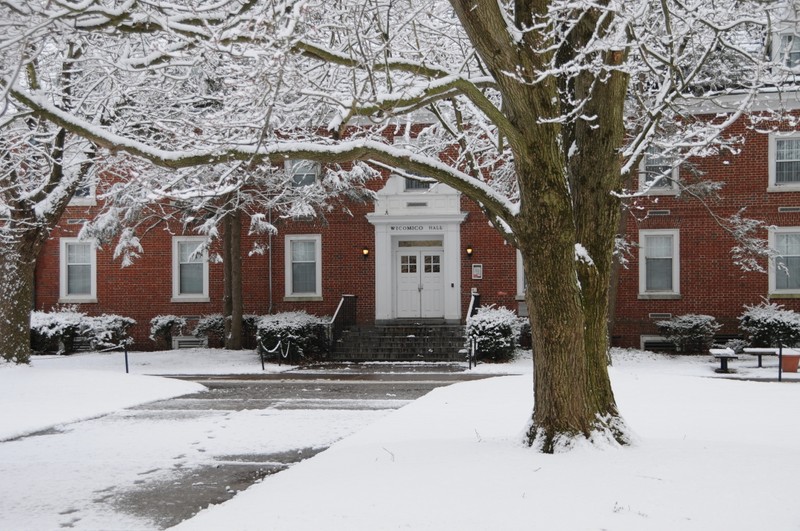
[
  {"xmin": 31, "ymin": 308, "xmax": 135, "ymax": 354},
  {"xmin": 466, "ymin": 305, "xmax": 524, "ymax": 362},
  {"xmin": 739, "ymin": 301, "xmax": 800, "ymax": 347},
  {"xmin": 256, "ymin": 311, "xmax": 329, "ymax": 362},
  {"xmin": 193, "ymin": 314, "xmax": 224, "ymax": 346},
  {"xmin": 84, "ymin": 314, "xmax": 136, "ymax": 349},
  {"xmin": 31, "ymin": 308, "xmax": 84, "ymax": 354},
  {"xmin": 192, "ymin": 314, "xmax": 260, "ymax": 348},
  {"xmin": 149, "ymin": 315, "xmax": 187, "ymax": 349},
  {"xmin": 241, "ymin": 315, "xmax": 260, "ymax": 349},
  {"xmin": 655, "ymin": 314, "xmax": 721, "ymax": 354}
]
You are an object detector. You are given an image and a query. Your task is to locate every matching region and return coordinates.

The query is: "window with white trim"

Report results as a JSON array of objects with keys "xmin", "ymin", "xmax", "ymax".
[
  {"xmin": 770, "ymin": 227, "xmax": 800, "ymax": 294},
  {"xmin": 639, "ymin": 146, "xmax": 678, "ymax": 194},
  {"xmin": 286, "ymin": 160, "xmax": 320, "ymax": 187},
  {"xmin": 392, "ymin": 137, "xmax": 433, "ymax": 191},
  {"xmin": 69, "ymin": 177, "xmax": 96, "ymax": 206},
  {"xmin": 769, "ymin": 133, "xmax": 800, "ymax": 190},
  {"xmin": 285, "ymin": 235, "xmax": 322, "ymax": 299},
  {"xmin": 639, "ymin": 230, "xmax": 680, "ymax": 297},
  {"xmin": 172, "ymin": 237, "xmax": 209, "ymax": 301},
  {"xmin": 779, "ymin": 34, "xmax": 800, "ymax": 68},
  {"xmin": 60, "ymin": 238, "xmax": 97, "ymax": 301},
  {"xmin": 516, "ymin": 250, "xmax": 525, "ymax": 298}
]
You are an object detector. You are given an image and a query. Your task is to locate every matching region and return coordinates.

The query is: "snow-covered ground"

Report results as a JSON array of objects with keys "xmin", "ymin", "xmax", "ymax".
[{"xmin": 1, "ymin": 348, "xmax": 799, "ymax": 530}]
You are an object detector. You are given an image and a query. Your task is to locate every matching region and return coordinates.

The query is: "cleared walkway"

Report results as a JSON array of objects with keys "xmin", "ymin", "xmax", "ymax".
[{"xmin": 0, "ymin": 363, "xmax": 498, "ymax": 530}]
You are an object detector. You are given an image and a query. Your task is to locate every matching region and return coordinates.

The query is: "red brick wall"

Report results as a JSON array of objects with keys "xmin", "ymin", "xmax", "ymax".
[{"xmin": 458, "ymin": 196, "xmax": 520, "ymax": 313}]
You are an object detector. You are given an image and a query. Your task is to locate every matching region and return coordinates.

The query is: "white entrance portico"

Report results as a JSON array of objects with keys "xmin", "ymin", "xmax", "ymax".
[{"xmin": 367, "ymin": 174, "xmax": 466, "ymax": 322}]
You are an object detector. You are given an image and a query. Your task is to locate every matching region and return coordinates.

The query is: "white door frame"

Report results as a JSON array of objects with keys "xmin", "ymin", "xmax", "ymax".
[
  {"xmin": 394, "ymin": 246, "xmax": 445, "ymax": 319},
  {"xmin": 368, "ymin": 214, "xmax": 466, "ymax": 322}
]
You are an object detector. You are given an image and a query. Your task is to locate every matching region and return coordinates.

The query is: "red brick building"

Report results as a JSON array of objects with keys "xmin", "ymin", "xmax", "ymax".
[
  {"xmin": 616, "ymin": 101, "xmax": 800, "ymax": 348},
  {"xmin": 33, "ymin": 103, "xmax": 800, "ymax": 351}
]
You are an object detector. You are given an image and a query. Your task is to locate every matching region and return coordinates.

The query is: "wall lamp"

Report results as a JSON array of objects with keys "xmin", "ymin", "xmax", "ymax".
[
  {"xmin": 465, "ymin": 245, "xmax": 474, "ymax": 258},
  {"xmin": 362, "ymin": 247, "xmax": 370, "ymax": 259}
]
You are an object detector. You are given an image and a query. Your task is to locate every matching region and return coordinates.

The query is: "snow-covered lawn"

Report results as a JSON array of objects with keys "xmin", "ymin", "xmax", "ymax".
[
  {"xmin": 0, "ymin": 348, "xmax": 291, "ymax": 441},
  {"xmin": 2, "ymin": 348, "xmax": 799, "ymax": 530},
  {"xmin": 174, "ymin": 350, "xmax": 800, "ymax": 531}
]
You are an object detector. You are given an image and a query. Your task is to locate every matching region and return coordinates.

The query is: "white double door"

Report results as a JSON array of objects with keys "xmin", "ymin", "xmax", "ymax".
[{"xmin": 395, "ymin": 250, "xmax": 444, "ymax": 319}]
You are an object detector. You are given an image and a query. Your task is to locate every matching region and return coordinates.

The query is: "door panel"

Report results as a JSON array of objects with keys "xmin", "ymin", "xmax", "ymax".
[
  {"xmin": 395, "ymin": 251, "xmax": 444, "ymax": 318},
  {"xmin": 421, "ymin": 253, "xmax": 444, "ymax": 318}
]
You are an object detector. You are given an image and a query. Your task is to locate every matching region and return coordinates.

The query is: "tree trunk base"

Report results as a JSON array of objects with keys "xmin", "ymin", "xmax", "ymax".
[{"xmin": 525, "ymin": 414, "xmax": 633, "ymax": 453}]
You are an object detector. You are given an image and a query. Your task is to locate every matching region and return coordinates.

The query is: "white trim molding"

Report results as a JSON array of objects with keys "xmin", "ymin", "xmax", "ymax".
[
  {"xmin": 172, "ymin": 236, "xmax": 210, "ymax": 302},
  {"xmin": 768, "ymin": 131, "xmax": 800, "ymax": 192},
  {"xmin": 284, "ymin": 234, "xmax": 323, "ymax": 300},
  {"xmin": 59, "ymin": 237, "xmax": 97, "ymax": 303},
  {"xmin": 769, "ymin": 226, "xmax": 800, "ymax": 296},
  {"xmin": 638, "ymin": 229, "xmax": 681, "ymax": 299}
]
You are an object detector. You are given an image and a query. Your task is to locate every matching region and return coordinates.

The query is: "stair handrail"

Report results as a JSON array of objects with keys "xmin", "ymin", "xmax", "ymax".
[
  {"xmin": 329, "ymin": 294, "xmax": 357, "ymax": 354},
  {"xmin": 467, "ymin": 291, "xmax": 480, "ymax": 319}
]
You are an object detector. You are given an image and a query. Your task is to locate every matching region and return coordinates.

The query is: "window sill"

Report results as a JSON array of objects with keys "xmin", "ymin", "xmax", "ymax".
[
  {"xmin": 68, "ymin": 198, "xmax": 97, "ymax": 207},
  {"xmin": 515, "ymin": 294, "xmax": 526, "ymax": 301},
  {"xmin": 768, "ymin": 185, "xmax": 800, "ymax": 193},
  {"xmin": 58, "ymin": 298, "xmax": 97, "ymax": 304},
  {"xmin": 638, "ymin": 188, "xmax": 679, "ymax": 196},
  {"xmin": 170, "ymin": 297, "xmax": 211, "ymax": 303},
  {"xmin": 638, "ymin": 293, "xmax": 681, "ymax": 300},
  {"xmin": 284, "ymin": 296, "xmax": 324, "ymax": 302},
  {"xmin": 768, "ymin": 292, "xmax": 800, "ymax": 299}
]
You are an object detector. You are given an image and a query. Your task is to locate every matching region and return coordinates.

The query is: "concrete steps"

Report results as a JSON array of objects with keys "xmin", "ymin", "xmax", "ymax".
[{"xmin": 331, "ymin": 324, "xmax": 466, "ymax": 361}]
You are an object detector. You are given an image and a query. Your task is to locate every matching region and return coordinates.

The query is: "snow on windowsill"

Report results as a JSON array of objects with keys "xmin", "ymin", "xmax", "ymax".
[
  {"xmin": 283, "ymin": 295, "xmax": 324, "ymax": 302},
  {"xmin": 637, "ymin": 293, "xmax": 681, "ymax": 300}
]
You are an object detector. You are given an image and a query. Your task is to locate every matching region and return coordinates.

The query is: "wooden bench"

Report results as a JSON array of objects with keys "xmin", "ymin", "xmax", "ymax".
[{"xmin": 710, "ymin": 348, "xmax": 737, "ymax": 373}]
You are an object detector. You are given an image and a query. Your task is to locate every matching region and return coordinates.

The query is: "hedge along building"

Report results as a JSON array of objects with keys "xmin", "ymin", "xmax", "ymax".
[{"xmin": 31, "ymin": 95, "xmax": 800, "ymax": 353}]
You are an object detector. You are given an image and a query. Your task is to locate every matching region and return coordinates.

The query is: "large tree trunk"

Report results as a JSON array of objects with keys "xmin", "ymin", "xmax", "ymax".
[
  {"xmin": 223, "ymin": 213, "xmax": 233, "ymax": 347},
  {"xmin": 0, "ymin": 227, "xmax": 50, "ymax": 364},
  {"xmin": 0, "ymin": 247, "xmax": 37, "ymax": 364},
  {"xmin": 0, "ymin": 127, "xmax": 79, "ymax": 364},
  {"xmin": 228, "ymin": 210, "xmax": 243, "ymax": 350},
  {"xmin": 450, "ymin": 0, "xmax": 630, "ymax": 451},
  {"xmin": 222, "ymin": 210, "xmax": 243, "ymax": 350}
]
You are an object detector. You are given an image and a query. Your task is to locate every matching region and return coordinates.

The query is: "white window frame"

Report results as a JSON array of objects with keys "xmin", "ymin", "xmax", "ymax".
[
  {"xmin": 68, "ymin": 178, "xmax": 96, "ymax": 206},
  {"xmin": 777, "ymin": 34, "xmax": 800, "ymax": 68},
  {"xmin": 638, "ymin": 146, "xmax": 679, "ymax": 195},
  {"xmin": 392, "ymin": 137, "xmax": 433, "ymax": 191},
  {"xmin": 516, "ymin": 250, "xmax": 525, "ymax": 299},
  {"xmin": 638, "ymin": 229, "xmax": 680, "ymax": 299},
  {"xmin": 284, "ymin": 234, "xmax": 323, "ymax": 300},
  {"xmin": 769, "ymin": 227, "xmax": 800, "ymax": 296},
  {"xmin": 59, "ymin": 238, "xmax": 97, "ymax": 302},
  {"xmin": 172, "ymin": 236, "xmax": 209, "ymax": 302},
  {"xmin": 285, "ymin": 159, "xmax": 320, "ymax": 187},
  {"xmin": 768, "ymin": 132, "xmax": 800, "ymax": 192}
]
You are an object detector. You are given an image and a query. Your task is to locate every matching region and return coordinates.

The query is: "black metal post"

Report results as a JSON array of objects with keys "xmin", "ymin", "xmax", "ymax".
[
  {"xmin": 779, "ymin": 345, "xmax": 783, "ymax": 382},
  {"xmin": 260, "ymin": 348, "xmax": 265, "ymax": 371},
  {"xmin": 124, "ymin": 346, "xmax": 129, "ymax": 374}
]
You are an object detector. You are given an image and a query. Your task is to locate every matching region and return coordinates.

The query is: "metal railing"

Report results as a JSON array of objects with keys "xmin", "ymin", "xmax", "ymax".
[
  {"xmin": 466, "ymin": 291, "xmax": 480, "ymax": 318},
  {"xmin": 329, "ymin": 294, "xmax": 357, "ymax": 354}
]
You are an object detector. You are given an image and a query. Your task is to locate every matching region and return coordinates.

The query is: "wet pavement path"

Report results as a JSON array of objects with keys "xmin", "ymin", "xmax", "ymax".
[{"xmin": 0, "ymin": 363, "xmax": 498, "ymax": 530}]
